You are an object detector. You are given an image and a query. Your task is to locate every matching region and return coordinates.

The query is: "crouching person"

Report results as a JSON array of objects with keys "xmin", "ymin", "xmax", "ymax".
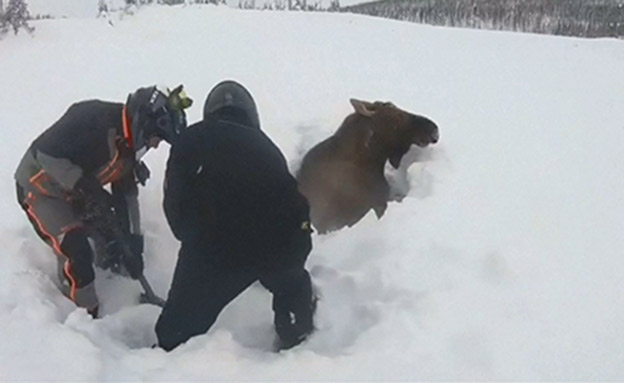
[
  {"xmin": 14, "ymin": 85, "xmax": 193, "ymax": 317},
  {"xmin": 156, "ymin": 80, "xmax": 316, "ymax": 351}
]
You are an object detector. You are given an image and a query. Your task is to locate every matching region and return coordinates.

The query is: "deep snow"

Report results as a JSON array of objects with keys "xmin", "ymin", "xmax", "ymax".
[{"xmin": 1, "ymin": 4, "xmax": 624, "ymax": 381}]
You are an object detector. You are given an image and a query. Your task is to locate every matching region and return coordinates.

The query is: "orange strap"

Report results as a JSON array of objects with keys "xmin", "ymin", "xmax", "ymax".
[
  {"xmin": 122, "ymin": 105, "xmax": 133, "ymax": 150},
  {"xmin": 29, "ymin": 170, "xmax": 52, "ymax": 197},
  {"xmin": 97, "ymin": 106, "xmax": 133, "ymax": 185},
  {"xmin": 96, "ymin": 149, "xmax": 121, "ymax": 185}
]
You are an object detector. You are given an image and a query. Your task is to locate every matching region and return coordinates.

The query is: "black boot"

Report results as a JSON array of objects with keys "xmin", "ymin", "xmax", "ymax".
[
  {"xmin": 87, "ymin": 304, "xmax": 99, "ymax": 319},
  {"xmin": 274, "ymin": 295, "xmax": 317, "ymax": 351}
]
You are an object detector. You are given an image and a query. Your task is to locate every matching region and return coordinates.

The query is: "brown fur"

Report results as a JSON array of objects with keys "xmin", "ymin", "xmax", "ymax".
[{"xmin": 297, "ymin": 99, "xmax": 439, "ymax": 233}]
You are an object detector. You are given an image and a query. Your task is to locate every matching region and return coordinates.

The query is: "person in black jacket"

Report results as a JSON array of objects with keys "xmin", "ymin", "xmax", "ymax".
[
  {"xmin": 155, "ymin": 80, "xmax": 316, "ymax": 351},
  {"xmin": 14, "ymin": 85, "xmax": 193, "ymax": 317}
]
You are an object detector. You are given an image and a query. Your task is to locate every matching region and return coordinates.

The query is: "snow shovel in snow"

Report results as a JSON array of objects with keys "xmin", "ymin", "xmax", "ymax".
[
  {"xmin": 77, "ymin": 197, "xmax": 167, "ymax": 308},
  {"xmin": 108, "ymin": 230, "xmax": 166, "ymax": 307},
  {"xmin": 102, "ymin": 241, "xmax": 166, "ymax": 307},
  {"xmin": 117, "ymin": 240, "xmax": 166, "ymax": 307},
  {"xmin": 137, "ymin": 273, "xmax": 166, "ymax": 307},
  {"xmin": 115, "ymin": 238, "xmax": 167, "ymax": 307}
]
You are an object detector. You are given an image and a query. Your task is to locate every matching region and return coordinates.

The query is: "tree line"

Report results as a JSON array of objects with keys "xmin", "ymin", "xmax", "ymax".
[
  {"xmin": 342, "ymin": 0, "xmax": 623, "ymax": 38},
  {"xmin": 4, "ymin": 0, "xmax": 621, "ymax": 38},
  {"xmin": 121, "ymin": 0, "xmax": 340, "ymax": 11}
]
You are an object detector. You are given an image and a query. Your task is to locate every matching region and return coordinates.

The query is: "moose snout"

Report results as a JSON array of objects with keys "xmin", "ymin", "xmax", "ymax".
[
  {"xmin": 412, "ymin": 115, "xmax": 439, "ymax": 145},
  {"xmin": 430, "ymin": 122, "xmax": 439, "ymax": 143}
]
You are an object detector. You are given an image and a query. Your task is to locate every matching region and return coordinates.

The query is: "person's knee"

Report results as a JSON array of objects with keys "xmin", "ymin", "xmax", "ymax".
[
  {"xmin": 155, "ymin": 313, "xmax": 182, "ymax": 351},
  {"xmin": 61, "ymin": 229, "xmax": 93, "ymax": 262},
  {"xmin": 154, "ymin": 275, "xmax": 223, "ymax": 352},
  {"xmin": 60, "ymin": 228, "xmax": 95, "ymax": 286},
  {"xmin": 155, "ymin": 304, "xmax": 219, "ymax": 352}
]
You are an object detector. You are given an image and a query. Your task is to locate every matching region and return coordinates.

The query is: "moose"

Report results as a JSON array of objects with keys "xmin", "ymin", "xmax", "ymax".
[{"xmin": 296, "ymin": 99, "xmax": 439, "ymax": 233}]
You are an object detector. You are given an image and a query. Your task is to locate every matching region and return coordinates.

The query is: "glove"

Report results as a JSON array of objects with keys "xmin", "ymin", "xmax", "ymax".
[
  {"xmin": 134, "ymin": 161, "xmax": 151, "ymax": 186},
  {"xmin": 73, "ymin": 176, "xmax": 112, "ymax": 204},
  {"xmin": 104, "ymin": 234, "xmax": 144, "ymax": 279},
  {"xmin": 99, "ymin": 238, "xmax": 122, "ymax": 271},
  {"xmin": 72, "ymin": 176, "xmax": 114, "ymax": 227}
]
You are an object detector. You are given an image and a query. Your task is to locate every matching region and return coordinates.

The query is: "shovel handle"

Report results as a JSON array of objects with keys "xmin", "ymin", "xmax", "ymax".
[{"xmin": 137, "ymin": 273, "xmax": 166, "ymax": 307}]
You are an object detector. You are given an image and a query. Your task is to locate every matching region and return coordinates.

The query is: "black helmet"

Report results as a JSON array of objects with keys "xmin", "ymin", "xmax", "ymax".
[
  {"xmin": 203, "ymin": 80, "xmax": 260, "ymax": 129},
  {"xmin": 126, "ymin": 84, "xmax": 193, "ymax": 147}
]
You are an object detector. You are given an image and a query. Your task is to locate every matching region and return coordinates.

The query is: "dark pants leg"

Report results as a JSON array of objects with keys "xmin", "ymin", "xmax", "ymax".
[
  {"xmin": 155, "ymin": 245, "xmax": 259, "ymax": 351},
  {"xmin": 17, "ymin": 184, "xmax": 98, "ymax": 312},
  {"xmin": 59, "ymin": 228, "xmax": 98, "ymax": 312},
  {"xmin": 260, "ymin": 268, "xmax": 315, "ymax": 348}
]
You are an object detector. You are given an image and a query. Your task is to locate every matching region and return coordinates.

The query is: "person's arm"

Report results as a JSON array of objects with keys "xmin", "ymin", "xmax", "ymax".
[
  {"xmin": 110, "ymin": 174, "xmax": 144, "ymax": 279},
  {"xmin": 111, "ymin": 173, "xmax": 140, "ymax": 236},
  {"xmin": 163, "ymin": 138, "xmax": 191, "ymax": 241},
  {"xmin": 33, "ymin": 102, "xmax": 109, "ymax": 195}
]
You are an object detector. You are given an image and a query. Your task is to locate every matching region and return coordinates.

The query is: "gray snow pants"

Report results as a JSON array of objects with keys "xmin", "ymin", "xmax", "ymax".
[{"xmin": 15, "ymin": 182, "xmax": 99, "ymax": 312}]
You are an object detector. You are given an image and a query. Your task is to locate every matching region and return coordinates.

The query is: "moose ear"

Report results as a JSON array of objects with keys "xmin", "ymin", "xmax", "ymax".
[{"xmin": 350, "ymin": 98, "xmax": 376, "ymax": 117}]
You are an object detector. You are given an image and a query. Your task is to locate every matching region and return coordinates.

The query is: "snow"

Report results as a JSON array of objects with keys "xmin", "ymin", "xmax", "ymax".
[{"xmin": 1, "ymin": 3, "xmax": 624, "ymax": 380}]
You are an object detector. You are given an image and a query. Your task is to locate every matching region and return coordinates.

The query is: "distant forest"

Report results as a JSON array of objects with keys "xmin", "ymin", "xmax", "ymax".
[{"xmin": 342, "ymin": 0, "xmax": 623, "ymax": 38}]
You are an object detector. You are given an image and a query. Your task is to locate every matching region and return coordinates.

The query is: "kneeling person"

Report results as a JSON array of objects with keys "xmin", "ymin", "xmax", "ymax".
[{"xmin": 156, "ymin": 80, "xmax": 316, "ymax": 351}]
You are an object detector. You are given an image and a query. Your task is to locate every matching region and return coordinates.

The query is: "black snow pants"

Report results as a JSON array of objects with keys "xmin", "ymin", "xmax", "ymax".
[{"xmin": 155, "ymin": 242, "xmax": 314, "ymax": 351}]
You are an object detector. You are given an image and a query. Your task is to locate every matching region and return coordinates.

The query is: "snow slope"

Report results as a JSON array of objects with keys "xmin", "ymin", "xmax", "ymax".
[{"xmin": 1, "ymin": 4, "xmax": 623, "ymax": 380}]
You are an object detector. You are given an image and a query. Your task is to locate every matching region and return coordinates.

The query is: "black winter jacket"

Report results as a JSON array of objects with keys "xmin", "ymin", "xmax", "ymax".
[{"xmin": 163, "ymin": 110, "xmax": 311, "ymax": 270}]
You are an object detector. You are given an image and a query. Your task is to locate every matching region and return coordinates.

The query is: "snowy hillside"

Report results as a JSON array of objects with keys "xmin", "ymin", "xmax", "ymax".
[{"xmin": 1, "ymin": 4, "xmax": 624, "ymax": 380}]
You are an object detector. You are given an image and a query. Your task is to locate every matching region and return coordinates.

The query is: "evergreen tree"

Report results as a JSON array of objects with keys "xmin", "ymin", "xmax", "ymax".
[
  {"xmin": 0, "ymin": 0, "xmax": 7, "ymax": 35},
  {"xmin": 98, "ymin": 0, "xmax": 109, "ymax": 15},
  {"xmin": 4, "ymin": 0, "xmax": 34, "ymax": 35},
  {"xmin": 328, "ymin": 0, "xmax": 340, "ymax": 12},
  {"xmin": 159, "ymin": 0, "xmax": 187, "ymax": 4}
]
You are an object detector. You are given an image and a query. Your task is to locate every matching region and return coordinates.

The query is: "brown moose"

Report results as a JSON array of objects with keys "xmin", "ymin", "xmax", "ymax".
[{"xmin": 296, "ymin": 99, "xmax": 439, "ymax": 233}]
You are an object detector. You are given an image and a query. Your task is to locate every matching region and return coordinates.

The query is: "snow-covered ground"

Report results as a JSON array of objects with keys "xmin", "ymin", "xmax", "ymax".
[{"xmin": 1, "ymin": 4, "xmax": 624, "ymax": 381}]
